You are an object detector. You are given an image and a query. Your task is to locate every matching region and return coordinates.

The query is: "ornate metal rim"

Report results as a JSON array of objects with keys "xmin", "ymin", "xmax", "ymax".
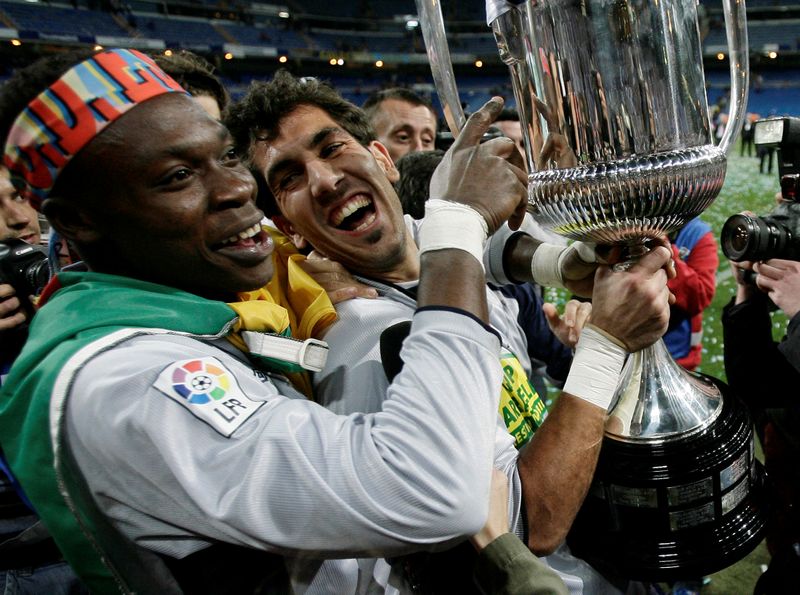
[{"xmin": 528, "ymin": 145, "xmax": 727, "ymax": 244}]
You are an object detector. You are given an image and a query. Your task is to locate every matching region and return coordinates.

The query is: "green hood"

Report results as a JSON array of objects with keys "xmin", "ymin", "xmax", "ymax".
[{"xmin": 0, "ymin": 271, "xmax": 239, "ymax": 593}]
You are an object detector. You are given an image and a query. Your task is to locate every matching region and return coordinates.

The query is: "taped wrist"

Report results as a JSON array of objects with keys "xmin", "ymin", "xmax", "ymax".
[
  {"xmin": 530, "ymin": 241, "xmax": 597, "ymax": 288},
  {"xmin": 419, "ymin": 199, "xmax": 489, "ymax": 271},
  {"xmin": 562, "ymin": 324, "xmax": 627, "ymax": 411},
  {"xmin": 530, "ymin": 243, "xmax": 568, "ymax": 288}
]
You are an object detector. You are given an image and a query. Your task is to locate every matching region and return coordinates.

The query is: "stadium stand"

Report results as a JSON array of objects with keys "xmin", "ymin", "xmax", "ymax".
[{"xmin": 0, "ymin": 0, "xmax": 798, "ymax": 116}]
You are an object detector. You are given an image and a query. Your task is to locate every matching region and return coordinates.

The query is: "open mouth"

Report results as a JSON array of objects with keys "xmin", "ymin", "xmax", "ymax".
[
  {"xmin": 330, "ymin": 195, "xmax": 376, "ymax": 232},
  {"xmin": 214, "ymin": 222, "xmax": 266, "ymax": 249}
]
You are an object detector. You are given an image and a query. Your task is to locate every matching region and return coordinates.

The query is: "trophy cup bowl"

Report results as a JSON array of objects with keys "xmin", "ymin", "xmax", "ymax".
[{"xmin": 417, "ymin": 0, "xmax": 767, "ymax": 581}]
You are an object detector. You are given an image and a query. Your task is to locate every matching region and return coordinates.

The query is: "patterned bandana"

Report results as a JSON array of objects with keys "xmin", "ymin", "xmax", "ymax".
[{"xmin": 3, "ymin": 48, "xmax": 185, "ymax": 209}]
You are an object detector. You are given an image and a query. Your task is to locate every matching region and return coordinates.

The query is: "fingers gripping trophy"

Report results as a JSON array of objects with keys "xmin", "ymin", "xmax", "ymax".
[{"xmin": 417, "ymin": 0, "xmax": 767, "ymax": 581}]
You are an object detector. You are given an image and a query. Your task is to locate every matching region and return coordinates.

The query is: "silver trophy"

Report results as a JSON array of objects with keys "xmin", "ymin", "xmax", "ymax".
[{"xmin": 417, "ymin": 0, "xmax": 766, "ymax": 580}]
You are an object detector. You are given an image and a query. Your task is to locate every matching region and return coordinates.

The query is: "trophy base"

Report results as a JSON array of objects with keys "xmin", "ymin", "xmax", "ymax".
[{"xmin": 567, "ymin": 377, "xmax": 768, "ymax": 582}]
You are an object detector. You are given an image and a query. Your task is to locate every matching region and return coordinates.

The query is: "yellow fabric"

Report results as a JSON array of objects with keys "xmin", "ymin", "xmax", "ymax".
[
  {"xmin": 226, "ymin": 227, "xmax": 338, "ymax": 398},
  {"xmin": 499, "ymin": 351, "xmax": 546, "ymax": 448}
]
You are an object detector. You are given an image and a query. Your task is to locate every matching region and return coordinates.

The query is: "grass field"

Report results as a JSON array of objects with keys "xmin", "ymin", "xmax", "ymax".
[{"xmin": 542, "ymin": 141, "xmax": 788, "ymax": 594}]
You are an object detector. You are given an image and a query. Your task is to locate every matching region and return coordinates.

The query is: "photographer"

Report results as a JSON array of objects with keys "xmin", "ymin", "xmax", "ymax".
[
  {"xmin": 0, "ymin": 165, "xmax": 40, "ymax": 349},
  {"xmin": 0, "ymin": 163, "xmax": 52, "ymax": 369},
  {"xmin": 0, "ymin": 165, "xmax": 85, "ymax": 592},
  {"xmin": 722, "ymin": 255, "xmax": 800, "ymax": 592},
  {"xmin": 721, "ymin": 116, "xmax": 800, "ymax": 592}
]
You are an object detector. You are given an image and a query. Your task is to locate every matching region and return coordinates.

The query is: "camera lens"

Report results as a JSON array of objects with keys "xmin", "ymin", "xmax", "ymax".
[
  {"xmin": 24, "ymin": 259, "xmax": 52, "ymax": 297},
  {"xmin": 721, "ymin": 213, "xmax": 790, "ymax": 262}
]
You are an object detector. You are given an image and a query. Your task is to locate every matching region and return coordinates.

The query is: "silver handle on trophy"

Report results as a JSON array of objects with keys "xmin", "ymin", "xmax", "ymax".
[
  {"xmin": 717, "ymin": 0, "xmax": 750, "ymax": 154},
  {"xmin": 417, "ymin": 0, "xmax": 749, "ymax": 158},
  {"xmin": 416, "ymin": 0, "xmax": 466, "ymax": 138}
]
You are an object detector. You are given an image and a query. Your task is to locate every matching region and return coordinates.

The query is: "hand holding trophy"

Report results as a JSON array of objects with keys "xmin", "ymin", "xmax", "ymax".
[{"xmin": 417, "ymin": 0, "xmax": 766, "ymax": 581}]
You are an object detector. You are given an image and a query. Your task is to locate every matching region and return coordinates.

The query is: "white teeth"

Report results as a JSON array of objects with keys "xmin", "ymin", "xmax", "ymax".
[
  {"xmin": 332, "ymin": 196, "xmax": 371, "ymax": 227},
  {"xmin": 221, "ymin": 223, "xmax": 262, "ymax": 246},
  {"xmin": 352, "ymin": 212, "xmax": 376, "ymax": 232}
]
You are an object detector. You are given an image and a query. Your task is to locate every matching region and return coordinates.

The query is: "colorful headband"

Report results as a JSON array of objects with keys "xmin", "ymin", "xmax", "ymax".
[{"xmin": 3, "ymin": 48, "xmax": 186, "ymax": 209}]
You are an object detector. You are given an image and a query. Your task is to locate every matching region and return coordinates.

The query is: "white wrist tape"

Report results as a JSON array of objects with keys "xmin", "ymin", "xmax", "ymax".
[
  {"xmin": 571, "ymin": 240, "xmax": 597, "ymax": 263},
  {"xmin": 531, "ymin": 241, "xmax": 597, "ymax": 288},
  {"xmin": 531, "ymin": 243, "xmax": 568, "ymax": 288},
  {"xmin": 562, "ymin": 325, "xmax": 627, "ymax": 411},
  {"xmin": 419, "ymin": 199, "xmax": 489, "ymax": 271}
]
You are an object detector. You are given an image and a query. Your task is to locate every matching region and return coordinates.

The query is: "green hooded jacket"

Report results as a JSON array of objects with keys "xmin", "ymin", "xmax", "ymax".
[{"xmin": 0, "ymin": 271, "xmax": 241, "ymax": 593}]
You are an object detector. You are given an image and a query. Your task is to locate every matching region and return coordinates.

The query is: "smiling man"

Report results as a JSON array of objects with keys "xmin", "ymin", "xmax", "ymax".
[
  {"xmin": 227, "ymin": 71, "xmax": 676, "ymax": 594},
  {"xmin": 0, "ymin": 49, "xmax": 541, "ymax": 594}
]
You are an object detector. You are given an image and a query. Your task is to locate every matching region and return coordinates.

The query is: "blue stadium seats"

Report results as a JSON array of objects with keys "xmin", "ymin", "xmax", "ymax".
[
  {"xmin": 296, "ymin": 0, "xmax": 416, "ymax": 19},
  {"xmin": 217, "ymin": 21, "xmax": 309, "ymax": 49},
  {"xmin": 0, "ymin": 1, "xmax": 128, "ymax": 39},
  {"xmin": 0, "ymin": 0, "xmax": 796, "ymax": 118},
  {"xmin": 705, "ymin": 20, "xmax": 800, "ymax": 50},
  {"xmin": 133, "ymin": 14, "xmax": 227, "ymax": 46}
]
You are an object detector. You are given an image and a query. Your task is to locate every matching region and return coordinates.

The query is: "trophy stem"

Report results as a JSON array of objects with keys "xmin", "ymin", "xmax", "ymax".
[
  {"xmin": 611, "ymin": 241, "xmax": 650, "ymax": 272},
  {"xmin": 606, "ymin": 338, "xmax": 723, "ymax": 442}
]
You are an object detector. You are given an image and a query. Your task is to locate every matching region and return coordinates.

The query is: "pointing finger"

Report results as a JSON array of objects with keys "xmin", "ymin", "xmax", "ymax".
[{"xmin": 452, "ymin": 97, "xmax": 505, "ymax": 149}]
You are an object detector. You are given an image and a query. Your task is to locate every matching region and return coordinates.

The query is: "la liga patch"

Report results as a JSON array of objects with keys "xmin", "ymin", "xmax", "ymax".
[{"xmin": 155, "ymin": 357, "xmax": 267, "ymax": 437}]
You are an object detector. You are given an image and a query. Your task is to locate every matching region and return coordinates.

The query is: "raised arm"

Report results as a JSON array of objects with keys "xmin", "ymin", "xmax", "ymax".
[{"xmin": 419, "ymin": 97, "xmax": 527, "ymax": 320}]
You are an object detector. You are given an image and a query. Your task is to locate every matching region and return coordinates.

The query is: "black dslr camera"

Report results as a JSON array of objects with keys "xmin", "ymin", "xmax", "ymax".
[
  {"xmin": 721, "ymin": 116, "xmax": 800, "ymax": 263},
  {"xmin": 0, "ymin": 238, "xmax": 51, "ymax": 310}
]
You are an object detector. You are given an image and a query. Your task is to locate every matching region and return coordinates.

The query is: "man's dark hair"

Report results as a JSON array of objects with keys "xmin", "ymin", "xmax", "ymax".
[
  {"xmin": 495, "ymin": 107, "xmax": 520, "ymax": 123},
  {"xmin": 362, "ymin": 87, "xmax": 436, "ymax": 124},
  {"xmin": 225, "ymin": 69, "xmax": 375, "ymax": 163},
  {"xmin": 394, "ymin": 149, "xmax": 444, "ymax": 220},
  {"xmin": 152, "ymin": 50, "xmax": 229, "ymax": 114}
]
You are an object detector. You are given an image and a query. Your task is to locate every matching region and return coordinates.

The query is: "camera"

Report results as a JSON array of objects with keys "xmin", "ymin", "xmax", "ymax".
[
  {"xmin": 0, "ymin": 238, "xmax": 51, "ymax": 306},
  {"xmin": 721, "ymin": 117, "xmax": 800, "ymax": 263}
]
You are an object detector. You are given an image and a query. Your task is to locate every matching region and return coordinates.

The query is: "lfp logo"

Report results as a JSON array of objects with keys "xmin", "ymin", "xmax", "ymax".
[
  {"xmin": 156, "ymin": 356, "xmax": 267, "ymax": 437},
  {"xmin": 171, "ymin": 359, "xmax": 230, "ymax": 404}
]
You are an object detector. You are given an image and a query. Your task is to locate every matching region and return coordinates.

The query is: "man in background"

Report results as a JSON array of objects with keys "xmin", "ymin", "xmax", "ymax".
[
  {"xmin": 724, "ymin": 255, "xmax": 800, "ymax": 592},
  {"xmin": 363, "ymin": 88, "xmax": 438, "ymax": 162},
  {"xmin": 494, "ymin": 108, "xmax": 525, "ymax": 161},
  {"xmin": 663, "ymin": 217, "xmax": 719, "ymax": 372},
  {"xmin": 394, "ymin": 149, "xmax": 445, "ymax": 220},
  {"xmin": 0, "ymin": 165, "xmax": 40, "ymax": 249},
  {"xmin": 152, "ymin": 49, "xmax": 230, "ymax": 120},
  {"xmin": 0, "ymin": 164, "xmax": 44, "ymax": 368}
]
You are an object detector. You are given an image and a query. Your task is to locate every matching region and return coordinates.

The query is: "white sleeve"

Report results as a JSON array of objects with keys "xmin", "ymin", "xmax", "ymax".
[
  {"xmin": 66, "ymin": 310, "xmax": 502, "ymax": 559},
  {"xmin": 314, "ymin": 298, "xmax": 410, "ymax": 415},
  {"xmin": 316, "ymin": 296, "xmax": 526, "ymax": 554}
]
